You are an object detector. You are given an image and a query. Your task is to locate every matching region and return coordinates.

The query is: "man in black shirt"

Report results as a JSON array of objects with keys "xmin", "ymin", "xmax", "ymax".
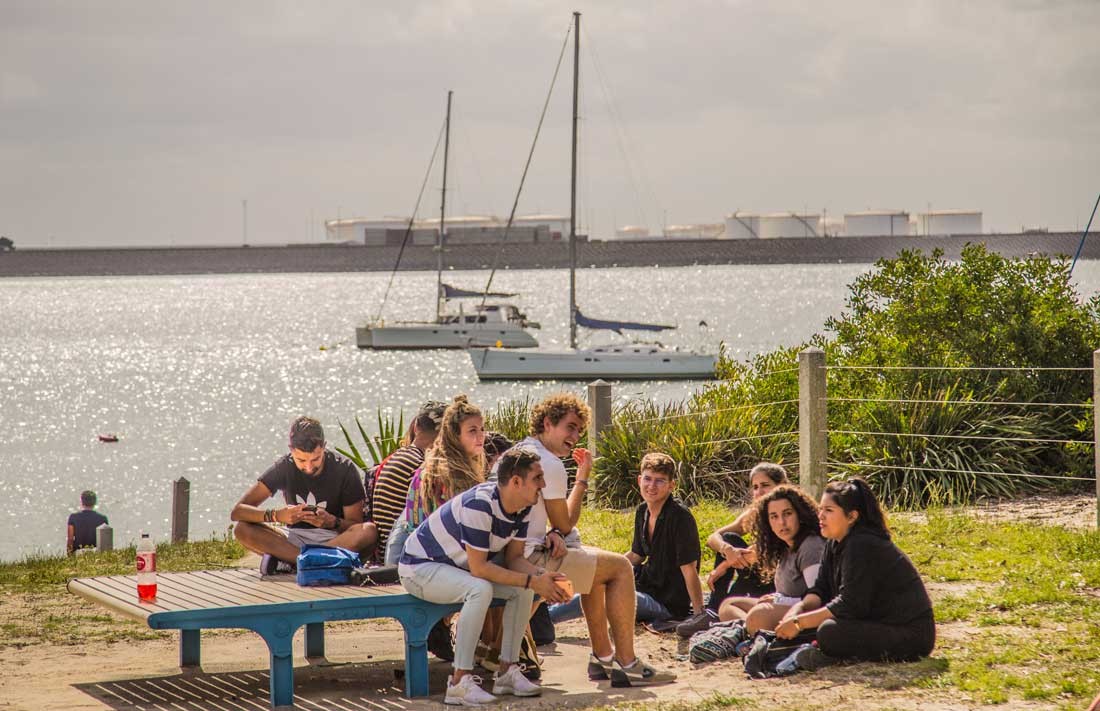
[
  {"xmin": 232, "ymin": 416, "xmax": 376, "ymax": 572},
  {"xmin": 626, "ymin": 453, "xmax": 704, "ymax": 623},
  {"xmin": 67, "ymin": 490, "xmax": 108, "ymax": 554}
]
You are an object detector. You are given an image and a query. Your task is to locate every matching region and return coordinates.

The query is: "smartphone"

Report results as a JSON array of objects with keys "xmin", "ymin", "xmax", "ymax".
[{"xmin": 302, "ymin": 504, "xmax": 318, "ymax": 512}]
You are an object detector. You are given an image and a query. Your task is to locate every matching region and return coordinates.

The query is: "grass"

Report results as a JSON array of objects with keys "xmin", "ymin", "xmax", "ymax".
[
  {"xmin": 2, "ymin": 509, "xmax": 1097, "ymax": 707},
  {"xmin": 0, "ymin": 535, "xmax": 245, "ymax": 646},
  {"xmin": 578, "ymin": 504, "xmax": 1100, "ymax": 708}
]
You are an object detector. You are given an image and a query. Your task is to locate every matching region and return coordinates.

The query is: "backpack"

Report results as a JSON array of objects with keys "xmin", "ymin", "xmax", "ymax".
[
  {"xmin": 295, "ymin": 544, "xmax": 360, "ymax": 586},
  {"xmin": 742, "ymin": 629, "xmax": 818, "ymax": 679},
  {"xmin": 363, "ymin": 452, "xmax": 395, "ymax": 523}
]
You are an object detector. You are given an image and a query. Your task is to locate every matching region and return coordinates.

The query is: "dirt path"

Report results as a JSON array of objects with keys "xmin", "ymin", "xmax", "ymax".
[{"xmin": 1, "ymin": 495, "xmax": 1094, "ymax": 711}]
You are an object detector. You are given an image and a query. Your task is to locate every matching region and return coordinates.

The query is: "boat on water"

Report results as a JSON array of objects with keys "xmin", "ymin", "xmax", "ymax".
[
  {"xmin": 356, "ymin": 91, "xmax": 540, "ymax": 351},
  {"xmin": 357, "ymin": 298, "xmax": 539, "ymax": 349},
  {"xmin": 470, "ymin": 13, "xmax": 716, "ymax": 381}
]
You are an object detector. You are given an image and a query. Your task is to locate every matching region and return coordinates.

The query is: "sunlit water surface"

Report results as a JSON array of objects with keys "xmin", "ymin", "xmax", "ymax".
[{"xmin": 4, "ymin": 262, "xmax": 1099, "ymax": 562}]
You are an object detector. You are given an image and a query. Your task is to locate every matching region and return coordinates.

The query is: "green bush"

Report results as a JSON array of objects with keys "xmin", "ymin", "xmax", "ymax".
[{"xmin": 591, "ymin": 245, "xmax": 1099, "ymax": 508}]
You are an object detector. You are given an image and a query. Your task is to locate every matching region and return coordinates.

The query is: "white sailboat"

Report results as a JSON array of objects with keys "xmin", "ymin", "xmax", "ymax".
[
  {"xmin": 356, "ymin": 91, "xmax": 540, "ymax": 350},
  {"xmin": 469, "ymin": 13, "xmax": 717, "ymax": 381}
]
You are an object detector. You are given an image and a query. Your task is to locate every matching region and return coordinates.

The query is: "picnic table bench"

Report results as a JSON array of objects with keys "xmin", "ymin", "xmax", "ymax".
[{"xmin": 68, "ymin": 568, "xmax": 461, "ymax": 709}]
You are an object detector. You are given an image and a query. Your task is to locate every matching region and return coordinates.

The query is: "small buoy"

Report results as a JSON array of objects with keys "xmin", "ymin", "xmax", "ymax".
[{"xmin": 98, "ymin": 434, "xmax": 119, "ymax": 443}]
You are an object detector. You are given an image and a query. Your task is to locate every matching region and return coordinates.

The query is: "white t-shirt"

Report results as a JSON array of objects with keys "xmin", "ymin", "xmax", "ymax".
[{"xmin": 514, "ymin": 436, "xmax": 582, "ymax": 555}]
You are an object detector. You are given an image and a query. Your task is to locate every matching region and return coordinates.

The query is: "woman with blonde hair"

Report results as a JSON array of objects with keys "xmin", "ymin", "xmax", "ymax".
[{"xmin": 408, "ymin": 394, "xmax": 487, "ymax": 530}]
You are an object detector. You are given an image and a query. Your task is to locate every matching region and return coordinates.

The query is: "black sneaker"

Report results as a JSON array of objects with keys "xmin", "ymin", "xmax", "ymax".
[
  {"xmin": 260, "ymin": 554, "xmax": 295, "ymax": 576},
  {"xmin": 587, "ymin": 654, "xmax": 613, "ymax": 681},
  {"xmin": 427, "ymin": 619, "xmax": 455, "ymax": 662},
  {"xmin": 793, "ymin": 645, "xmax": 834, "ymax": 671},
  {"xmin": 676, "ymin": 610, "xmax": 715, "ymax": 638},
  {"xmin": 609, "ymin": 657, "xmax": 677, "ymax": 687}
]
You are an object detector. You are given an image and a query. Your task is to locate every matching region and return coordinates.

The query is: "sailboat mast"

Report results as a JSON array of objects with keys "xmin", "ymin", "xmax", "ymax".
[
  {"xmin": 437, "ymin": 90, "xmax": 452, "ymax": 323},
  {"xmin": 569, "ymin": 12, "xmax": 580, "ymax": 350}
]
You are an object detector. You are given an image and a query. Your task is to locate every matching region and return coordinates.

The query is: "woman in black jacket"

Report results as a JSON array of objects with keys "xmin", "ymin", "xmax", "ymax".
[{"xmin": 775, "ymin": 477, "xmax": 935, "ymax": 662}]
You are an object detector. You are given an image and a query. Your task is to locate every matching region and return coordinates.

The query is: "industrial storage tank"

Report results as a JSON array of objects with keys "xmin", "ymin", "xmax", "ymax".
[
  {"xmin": 844, "ymin": 210, "xmax": 911, "ymax": 237},
  {"xmin": 615, "ymin": 225, "xmax": 652, "ymax": 240},
  {"xmin": 325, "ymin": 217, "xmax": 411, "ymax": 245},
  {"xmin": 724, "ymin": 212, "xmax": 761, "ymax": 239},
  {"xmin": 758, "ymin": 212, "xmax": 820, "ymax": 239},
  {"xmin": 664, "ymin": 223, "xmax": 725, "ymax": 239},
  {"xmin": 916, "ymin": 210, "xmax": 982, "ymax": 236}
]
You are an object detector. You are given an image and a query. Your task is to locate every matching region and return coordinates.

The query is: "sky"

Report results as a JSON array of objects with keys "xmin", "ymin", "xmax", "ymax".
[{"xmin": 1, "ymin": 0, "xmax": 1098, "ymax": 248}]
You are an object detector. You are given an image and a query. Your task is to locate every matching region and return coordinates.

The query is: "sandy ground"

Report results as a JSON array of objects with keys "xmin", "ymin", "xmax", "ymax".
[{"xmin": 1, "ymin": 495, "xmax": 1095, "ymax": 711}]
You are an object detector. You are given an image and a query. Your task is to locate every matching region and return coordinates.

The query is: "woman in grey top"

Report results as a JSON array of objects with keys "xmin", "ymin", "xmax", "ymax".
[{"xmin": 718, "ymin": 485, "xmax": 825, "ymax": 634}]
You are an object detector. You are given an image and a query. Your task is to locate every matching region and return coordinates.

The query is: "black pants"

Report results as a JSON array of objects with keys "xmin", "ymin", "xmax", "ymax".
[
  {"xmin": 705, "ymin": 533, "xmax": 774, "ymax": 612},
  {"xmin": 817, "ymin": 610, "xmax": 936, "ymax": 661}
]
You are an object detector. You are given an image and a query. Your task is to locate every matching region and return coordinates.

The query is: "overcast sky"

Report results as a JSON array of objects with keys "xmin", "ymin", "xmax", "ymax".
[{"xmin": 2, "ymin": 1, "xmax": 1098, "ymax": 247}]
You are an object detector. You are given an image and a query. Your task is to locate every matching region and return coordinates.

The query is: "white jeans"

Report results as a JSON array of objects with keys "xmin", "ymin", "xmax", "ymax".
[{"xmin": 401, "ymin": 562, "xmax": 534, "ymax": 671}]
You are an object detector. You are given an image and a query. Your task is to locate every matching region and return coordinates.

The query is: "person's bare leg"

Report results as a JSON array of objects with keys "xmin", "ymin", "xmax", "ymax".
[
  {"xmin": 233, "ymin": 521, "xmax": 300, "ymax": 563},
  {"xmin": 578, "ymin": 550, "xmax": 635, "ymax": 662},
  {"xmin": 330, "ymin": 522, "xmax": 378, "ymax": 555},
  {"xmin": 718, "ymin": 596, "xmax": 758, "ymax": 622},
  {"xmin": 745, "ymin": 602, "xmax": 791, "ymax": 635}
]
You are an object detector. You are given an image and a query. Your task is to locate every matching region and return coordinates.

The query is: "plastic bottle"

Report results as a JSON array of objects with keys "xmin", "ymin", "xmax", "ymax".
[{"xmin": 136, "ymin": 533, "xmax": 157, "ymax": 602}]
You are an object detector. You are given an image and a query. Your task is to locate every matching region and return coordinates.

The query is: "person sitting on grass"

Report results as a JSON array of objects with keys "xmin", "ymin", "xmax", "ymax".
[
  {"xmin": 678, "ymin": 462, "xmax": 787, "ymax": 637},
  {"xmin": 67, "ymin": 490, "xmax": 108, "ymax": 555},
  {"xmin": 231, "ymin": 416, "xmax": 377, "ymax": 574},
  {"xmin": 552, "ymin": 452, "xmax": 704, "ymax": 629},
  {"xmin": 774, "ymin": 477, "xmax": 935, "ymax": 668},
  {"xmin": 736, "ymin": 485, "xmax": 825, "ymax": 634},
  {"xmin": 399, "ymin": 445, "xmax": 572, "ymax": 706}
]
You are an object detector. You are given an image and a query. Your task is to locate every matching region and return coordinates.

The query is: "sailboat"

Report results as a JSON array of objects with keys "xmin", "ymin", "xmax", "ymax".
[
  {"xmin": 468, "ymin": 13, "xmax": 717, "ymax": 380},
  {"xmin": 356, "ymin": 91, "xmax": 540, "ymax": 350}
]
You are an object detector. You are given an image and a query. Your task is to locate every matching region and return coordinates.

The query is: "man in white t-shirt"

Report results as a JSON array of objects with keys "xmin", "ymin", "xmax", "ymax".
[{"xmin": 516, "ymin": 393, "xmax": 675, "ymax": 688}]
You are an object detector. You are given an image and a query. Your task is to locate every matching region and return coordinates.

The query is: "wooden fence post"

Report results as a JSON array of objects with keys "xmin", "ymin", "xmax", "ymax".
[
  {"xmin": 96, "ymin": 524, "xmax": 113, "ymax": 552},
  {"xmin": 587, "ymin": 379, "xmax": 613, "ymax": 461},
  {"xmin": 799, "ymin": 347, "xmax": 828, "ymax": 500},
  {"xmin": 1093, "ymin": 350, "xmax": 1100, "ymax": 528},
  {"xmin": 172, "ymin": 477, "xmax": 190, "ymax": 543}
]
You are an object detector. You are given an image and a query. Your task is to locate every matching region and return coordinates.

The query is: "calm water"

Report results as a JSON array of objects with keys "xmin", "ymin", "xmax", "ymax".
[{"xmin": 4, "ymin": 262, "xmax": 1099, "ymax": 562}]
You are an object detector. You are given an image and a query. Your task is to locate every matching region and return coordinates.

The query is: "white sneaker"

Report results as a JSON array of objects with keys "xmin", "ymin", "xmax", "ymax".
[
  {"xmin": 492, "ymin": 664, "xmax": 542, "ymax": 697},
  {"xmin": 444, "ymin": 674, "xmax": 497, "ymax": 706}
]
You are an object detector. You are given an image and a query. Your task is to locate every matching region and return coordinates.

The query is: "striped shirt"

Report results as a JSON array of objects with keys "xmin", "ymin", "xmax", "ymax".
[
  {"xmin": 398, "ymin": 482, "xmax": 532, "ymax": 575},
  {"xmin": 371, "ymin": 445, "xmax": 425, "ymax": 549}
]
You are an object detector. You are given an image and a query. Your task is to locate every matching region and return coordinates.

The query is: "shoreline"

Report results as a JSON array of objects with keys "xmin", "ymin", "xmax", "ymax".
[{"xmin": 0, "ymin": 231, "xmax": 1094, "ymax": 278}]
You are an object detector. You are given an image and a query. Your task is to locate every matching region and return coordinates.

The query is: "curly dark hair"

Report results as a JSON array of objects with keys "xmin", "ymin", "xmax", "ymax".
[
  {"xmin": 751, "ymin": 485, "xmax": 821, "ymax": 582},
  {"xmin": 529, "ymin": 392, "xmax": 591, "ymax": 436}
]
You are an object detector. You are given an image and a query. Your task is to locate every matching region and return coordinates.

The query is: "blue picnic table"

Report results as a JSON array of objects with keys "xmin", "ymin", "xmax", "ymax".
[{"xmin": 68, "ymin": 568, "xmax": 462, "ymax": 709}]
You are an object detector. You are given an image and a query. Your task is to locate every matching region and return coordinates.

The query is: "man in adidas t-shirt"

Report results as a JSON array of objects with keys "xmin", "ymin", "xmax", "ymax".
[
  {"xmin": 231, "ymin": 416, "xmax": 376, "ymax": 572},
  {"xmin": 518, "ymin": 393, "xmax": 676, "ymax": 688}
]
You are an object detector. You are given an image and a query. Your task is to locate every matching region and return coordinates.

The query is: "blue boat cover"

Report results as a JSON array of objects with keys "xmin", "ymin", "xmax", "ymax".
[
  {"xmin": 442, "ymin": 283, "xmax": 517, "ymax": 299},
  {"xmin": 575, "ymin": 308, "xmax": 674, "ymax": 333}
]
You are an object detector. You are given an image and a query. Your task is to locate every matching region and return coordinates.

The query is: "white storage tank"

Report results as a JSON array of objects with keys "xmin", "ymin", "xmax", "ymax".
[
  {"xmin": 916, "ymin": 210, "xmax": 982, "ymax": 236},
  {"xmin": 326, "ymin": 217, "xmax": 412, "ymax": 245},
  {"xmin": 759, "ymin": 212, "xmax": 820, "ymax": 239},
  {"xmin": 664, "ymin": 223, "xmax": 725, "ymax": 239},
  {"xmin": 615, "ymin": 225, "xmax": 652, "ymax": 240},
  {"xmin": 844, "ymin": 210, "xmax": 911, "ymax": 237},
  {"xmin": 724, "ymin": 212, "xmax": 761, "ymax": 239}
]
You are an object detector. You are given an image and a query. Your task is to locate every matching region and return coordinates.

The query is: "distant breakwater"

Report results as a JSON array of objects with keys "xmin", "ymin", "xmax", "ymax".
[{"xmin": 0, "ymin": 232, "xmax": 1093, "ymax": 278}]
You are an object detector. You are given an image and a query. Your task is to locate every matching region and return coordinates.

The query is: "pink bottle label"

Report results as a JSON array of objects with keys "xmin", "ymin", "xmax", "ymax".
[{"xmin": 136, "ymin": 552, "xmax": 156, "ymax": 572}]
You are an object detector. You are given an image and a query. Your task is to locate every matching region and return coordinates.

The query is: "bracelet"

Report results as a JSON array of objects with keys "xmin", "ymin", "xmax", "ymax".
[
  {"xmin": 264, "ymin": 508, "xmax": 276, "ymax": 523},
  {"xmin": 524, "ymin": 574, "xmax": 531, "ymax": 589},
  {"xmin": 792, "ymin": 617, "xmax": 802, "ymax": 631},
  {"xmin": 331, "ymin": 516, "xmax": 342, "ymax": 531},
  {"xmin": 574, "ymin": 479, "xmax": 589, "ymax": 488}
]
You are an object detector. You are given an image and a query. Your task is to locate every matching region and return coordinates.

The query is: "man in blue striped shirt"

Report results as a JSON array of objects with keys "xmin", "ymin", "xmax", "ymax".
[{"xmin": 399, "ymin": 445, "xmax": 572, "ymax": 706}]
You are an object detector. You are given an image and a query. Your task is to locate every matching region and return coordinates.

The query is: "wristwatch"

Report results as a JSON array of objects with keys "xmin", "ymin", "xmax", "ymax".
[
  {"xmin": 331, "ymin": 516, "xmax": 343, "ymax": 530},
  {"xmin": 791, "ymin": 617, "xmax": 802, "ymax": 631}
]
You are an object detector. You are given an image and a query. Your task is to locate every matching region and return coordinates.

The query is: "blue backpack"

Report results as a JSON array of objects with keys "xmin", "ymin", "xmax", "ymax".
[{"xmin": 295, "ymin": 543, "xmax": 360, "ymax": 586}]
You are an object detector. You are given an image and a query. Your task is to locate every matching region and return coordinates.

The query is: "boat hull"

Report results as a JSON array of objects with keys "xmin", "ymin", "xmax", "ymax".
[
  {"xmin": 357, "ymin": 325, "xmax": 539, "ymax": 349},
  {"xmin": 469, "ymin": 347, "xmax": 717, "ymax": 380}
]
